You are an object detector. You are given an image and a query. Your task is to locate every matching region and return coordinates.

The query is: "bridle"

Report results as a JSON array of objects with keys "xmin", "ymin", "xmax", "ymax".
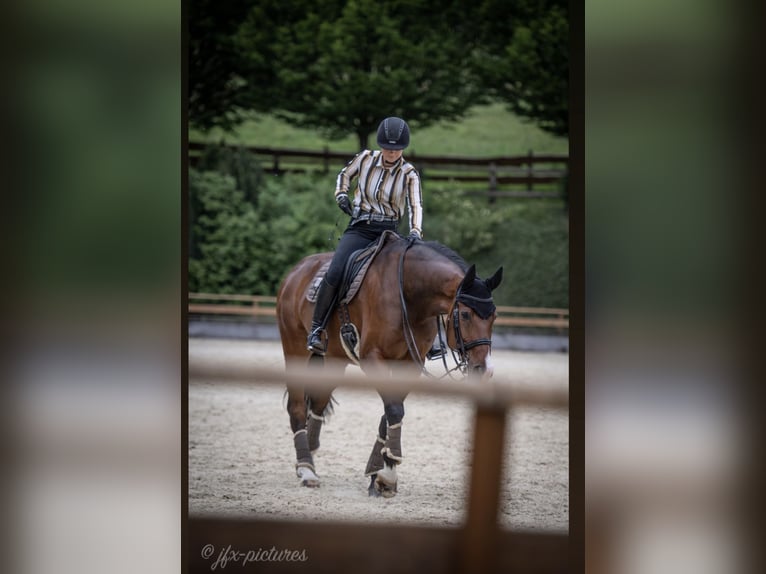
[{"xmin": 449, "ymin": 289, "xmax": 494, "ymax": 363}]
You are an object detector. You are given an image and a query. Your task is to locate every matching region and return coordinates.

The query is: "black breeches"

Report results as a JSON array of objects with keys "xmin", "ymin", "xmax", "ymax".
[{"xmin": 324, "ymin": 220, "xmax": 397, "ymax": 287}]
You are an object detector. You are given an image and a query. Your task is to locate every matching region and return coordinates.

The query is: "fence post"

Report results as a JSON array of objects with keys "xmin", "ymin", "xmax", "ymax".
[
  {"xmin": 273, "ymin": 153, "xmax": 280, "ymax": 175},
  {"xmin": 411, "ymin": 151, "xmax": 423, "ymax": 185},
  {"xmin": 527, "ymin": 149, "xmax": 534, "ymax": 193},
  {"xmin": 488, "ymin": 162, "xmax": 497, "ymax": 205},
  {"xmin": 459, "ymin": 404, "xmax": 507, "ymax": 574},
  {"xmin": 323, "ymin": 146, "xmax": 329, "ymax": 174}
]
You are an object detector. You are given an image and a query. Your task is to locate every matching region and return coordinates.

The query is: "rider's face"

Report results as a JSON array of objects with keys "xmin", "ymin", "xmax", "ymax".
[{"xmin": 380, "ymin": 148, "xmax": 403, "ymax": 165}]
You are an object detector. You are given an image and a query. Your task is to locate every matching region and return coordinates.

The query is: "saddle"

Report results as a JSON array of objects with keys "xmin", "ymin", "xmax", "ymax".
[{"xmin": 306, "ymin": 229, "xmax": 401, "ymax": 305}]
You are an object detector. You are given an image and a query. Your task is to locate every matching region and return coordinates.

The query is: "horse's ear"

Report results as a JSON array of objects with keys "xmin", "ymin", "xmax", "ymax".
[
  {"xmin": 485, "ymin": 266, "xmax": 503, "ymax": 291},
  {"xmin": 460, "ymin": 264, "xmax": 477, "ymax": 290}
]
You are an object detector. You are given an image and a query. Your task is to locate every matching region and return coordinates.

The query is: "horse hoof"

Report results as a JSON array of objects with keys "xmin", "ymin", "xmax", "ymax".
[
  {"xmin": 374, "ymin": 481, "xmax": 397, "ymax": 498},
  {"xmin": 297, "ymin": 466, "xmax": 320, "ymax": 488},
  {"xmin": 373, "ymin": 466, "xmax": 398, "ymax": 498}
]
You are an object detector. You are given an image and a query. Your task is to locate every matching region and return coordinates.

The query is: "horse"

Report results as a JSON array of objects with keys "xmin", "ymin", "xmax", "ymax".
[{"xmin": 275, "ymin": 234, "xmax": 503, "ymax": 496}]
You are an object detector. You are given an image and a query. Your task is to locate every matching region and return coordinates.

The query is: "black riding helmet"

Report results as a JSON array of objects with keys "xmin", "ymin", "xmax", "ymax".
[{"xmin": 376, "ymin": 117, "xmax": 410, "ymax": 150}]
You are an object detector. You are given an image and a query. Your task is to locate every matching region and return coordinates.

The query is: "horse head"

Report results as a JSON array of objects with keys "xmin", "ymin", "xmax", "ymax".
[{"xmin": 446, "ymin": 264, "xmax": 504, "ymax": 378}]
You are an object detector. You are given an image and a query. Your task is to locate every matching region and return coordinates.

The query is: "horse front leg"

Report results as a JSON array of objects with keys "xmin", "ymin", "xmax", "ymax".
[
  {"xmin": 361, "ymin": 352, "xmax": 408, "ymax": 497},
  {"xmin": 365, "ymin": 414, "xmax": 388, "ymax": 495},
  {"xmin": 369, "ymin": 395, "xmax": 407, "ymax": 498},
  {"xmin": 305, "ymin": 392, "xmax": 334, "ymax": 454},
  {"xmin": 286, "ymin": 384, "xmax": 320, "ymax": 488}
]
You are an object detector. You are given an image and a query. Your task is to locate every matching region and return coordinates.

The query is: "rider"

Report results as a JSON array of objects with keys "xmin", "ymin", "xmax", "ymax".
[{"xmin": 307, "ymin": 117, "xmax": 423, "ymax": 355}]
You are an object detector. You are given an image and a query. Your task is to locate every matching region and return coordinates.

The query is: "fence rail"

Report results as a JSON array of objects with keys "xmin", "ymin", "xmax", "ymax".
[
  {"xmin": 189, "ymin": 142, "xmax": 568, "ymax": 198},
  {"xmin": 189, "ymin": 293, "xmax": 568, "ymax": 330}
]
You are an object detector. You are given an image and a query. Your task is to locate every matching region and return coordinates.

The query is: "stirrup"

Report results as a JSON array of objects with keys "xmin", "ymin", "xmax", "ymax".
[{"xmin": 426, "ymin": 343, "xmax": 445, "ymax": 361}]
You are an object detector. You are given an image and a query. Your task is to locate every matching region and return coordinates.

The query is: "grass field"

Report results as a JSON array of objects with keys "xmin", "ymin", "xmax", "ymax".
[{"xmin": 190, "ymin": 103, "xmax": 568, "ymax": 158}]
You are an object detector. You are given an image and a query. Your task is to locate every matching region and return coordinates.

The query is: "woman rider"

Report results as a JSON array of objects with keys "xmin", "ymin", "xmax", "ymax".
[{"xmin": 307, "ymin": 116, "xmax": 423, "ymax": 354}]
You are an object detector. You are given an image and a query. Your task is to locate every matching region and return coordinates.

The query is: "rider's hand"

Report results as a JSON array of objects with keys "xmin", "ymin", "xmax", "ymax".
[
  {"xmin": 336, "ymin": 194, "xmax": 353, "ymax": 216},
  {"xmin": 407, "ymin": 230, "xmax": 421, "ymax": 241}
]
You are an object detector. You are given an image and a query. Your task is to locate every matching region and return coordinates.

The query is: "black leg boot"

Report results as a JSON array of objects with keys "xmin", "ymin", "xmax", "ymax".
[{"xmin": 307, "ymin": 278, "xmax": 338, "ymax": 355}]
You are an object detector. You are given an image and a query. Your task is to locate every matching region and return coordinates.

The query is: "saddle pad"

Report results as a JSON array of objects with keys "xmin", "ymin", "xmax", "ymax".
[
  {"xmin": 305, "ymin": 230, "xmax": 401, "ymax": 304},
  {"xmin": 306, "ymin": 261, "xmax": 330, "ymax": 303}
]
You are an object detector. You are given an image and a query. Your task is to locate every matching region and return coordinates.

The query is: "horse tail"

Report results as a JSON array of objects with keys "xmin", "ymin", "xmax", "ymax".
[{"xmin": 305, "ymin": 393, "xmax": 339, "ymax": 420}]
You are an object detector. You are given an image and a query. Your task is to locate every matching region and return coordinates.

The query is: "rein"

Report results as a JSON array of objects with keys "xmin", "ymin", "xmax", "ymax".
[
  {"xmin": 398, "ymin": 238, "xmax": 429, "ymax": 375},
  {"xmin": 435, "ymin": 314, "xmax": 469, "ymax": 379}
]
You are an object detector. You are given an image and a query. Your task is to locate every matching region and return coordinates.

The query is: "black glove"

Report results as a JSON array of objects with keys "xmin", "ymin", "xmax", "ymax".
[
  {"xmin": 407, "ymin": 231, "xmax": 421, "ymax": 244},
  {"xmin": 336, "ymin": 194, "xmax": 353, "ymax": 216}
]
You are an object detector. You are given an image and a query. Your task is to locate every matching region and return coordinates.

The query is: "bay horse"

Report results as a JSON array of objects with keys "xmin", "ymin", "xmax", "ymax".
[{"xmin": 276, "ymin": 234, "xmax": 503, "ymax": 496}]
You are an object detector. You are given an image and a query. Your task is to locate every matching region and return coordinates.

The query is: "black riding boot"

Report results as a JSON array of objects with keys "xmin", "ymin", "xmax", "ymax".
[{"xmin": 307, "ymin": 278, "xmax": 338, "ymax": 355}]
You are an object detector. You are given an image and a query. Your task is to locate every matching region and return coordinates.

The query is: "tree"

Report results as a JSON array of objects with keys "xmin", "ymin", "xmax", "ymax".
[
  {"xmin": 190, "ymin": 0, "xmax": 568, "ymax": 141},
  {"xmin": 188, "ymin": 170, "xmax": 264, "ymax": 293},
  {"xmin": 189, "ymin": 0, "xmax": 258, "ymax": 131},
  {"xmin": 474, "ymin": 0, "xmax": 568, "ymax": 136},
  {"xmin": 192, "ymin": 0, "xmax": 485, "ymax": 147},
  {"xmin": 256, "ymin": 0, "xmax": 486, "ymax": 149}
]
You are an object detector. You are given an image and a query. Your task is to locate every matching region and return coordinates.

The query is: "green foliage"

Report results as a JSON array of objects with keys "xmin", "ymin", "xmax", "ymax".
[
  {"xmin": 188, "ymin": 170, "xmax": 264, "ymax": 293},
  {"xmin": 422, "ymin": 186, "xmax": 569, "ymax": 308},
  {"xmin": 189, "ymin": 157, "xmax": 341, "ymax": 295},
  {"xmin": 189, "ymin": 0, "xmax": 264, "ymax": 131},
  {"xmin": 192, "ymin": 0, "xmax": 486, "ymax": 145},
  {"xmin": 480, "ymin": 202, "xmax": 569, "ymax": 308},
  {"xmin": 189, "ymin": 147, "xmax": 568, "ymax": 308},
  {"xmin": 476, "ymin": 0, "xmax": 569, "ymax": 136},
  {"xmin": 190, "ymin": 0, "xmax": 569, "ymax": 140},
  {"xmin": 254, "ymin": 174, "xmax": 340, "ymax": 290},
  {"xmin": 194, "ymin": 144, "xmax": 264, "ymax": 204},
  {"xmin": 422, "ymin": 187, "xmax": 506, "ymax": 262},
  {"xmin": 239, "ymin": 0, "xmax": 484, "ymax": 149}
]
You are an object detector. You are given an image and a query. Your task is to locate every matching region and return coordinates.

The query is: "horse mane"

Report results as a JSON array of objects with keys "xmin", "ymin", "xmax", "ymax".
[{"xmin": 420, "ymin": 240, "xmax": 469, "ymax": 272}]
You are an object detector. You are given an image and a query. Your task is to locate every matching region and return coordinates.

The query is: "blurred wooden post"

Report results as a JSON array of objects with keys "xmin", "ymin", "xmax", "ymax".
[
  {"xmin": 488, "ymin": 162, "xmax": 497, "ymax": 205},
  {"xmin": 323, "ymin": 145, "xmax": 329, "ymax": 174},
  {"xmin": 586, "ymin": 508, "xmax": 612, "ymax": 574},
  {"xmin": 273, "ymin": 153, "xmax": 280, "ymax": 175},
  {"xmin": 459, "ymin": 405, "xmax": 507, "ymax": 574}
]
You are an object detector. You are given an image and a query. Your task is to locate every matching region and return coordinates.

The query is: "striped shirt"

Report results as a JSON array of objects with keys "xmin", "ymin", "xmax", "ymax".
[{"xmin": 334, "ymin": 149, "xmax": 423, "ymax": 237}]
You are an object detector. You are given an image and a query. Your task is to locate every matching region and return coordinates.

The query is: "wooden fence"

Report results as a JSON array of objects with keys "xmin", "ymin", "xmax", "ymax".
[
  {"xmin": 188, "ymin": 357, "xmax": 569, "ymax": 574},
  {"xmin": 188, "ymin": 293, "xmax": 568, "ymax": 331},
  {"xmin": 188, "ymin": 142, "xmax": 568, "ymax": 198}
]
